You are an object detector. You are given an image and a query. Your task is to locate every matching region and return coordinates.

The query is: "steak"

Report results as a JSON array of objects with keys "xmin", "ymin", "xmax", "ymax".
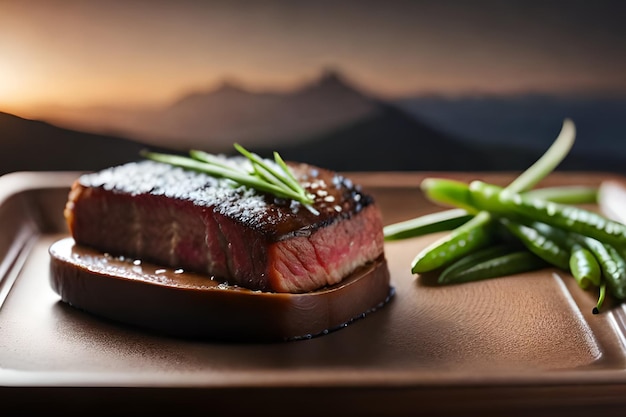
[{"xmin": 64, "ymin": 159, "xmax": 385, "ymax": 293}]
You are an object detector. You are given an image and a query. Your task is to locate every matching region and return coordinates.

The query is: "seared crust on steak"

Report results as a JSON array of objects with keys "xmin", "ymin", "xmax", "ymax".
[{"xmin": 65, "ymin": 159, "xmax": 385, "ymax": 293}]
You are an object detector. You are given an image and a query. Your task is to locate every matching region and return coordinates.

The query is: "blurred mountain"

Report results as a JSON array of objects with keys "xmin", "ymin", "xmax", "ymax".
[
  {"xmin": 396, "ymin": 94, "xmax": 626, "ymax": 162},
  {"xmin": 0, "ymin": 112, "xmax": 159, "ymax": 175},
  {"xmin": 248, "ymin": 102, "xmax": 493, "ymax": 172},
  {"xmin": 1, "ymin": 103, "xmax": 489, "ymax": 175},
  {"xmin": 36, "ymin": 69, "xmax": 377, "ymax": 152},
  {"xmin": 21, "ymin": 69, "xmax": 499, "ymax": 172},
  {"xmin": 2, "ymin": 69, "xmax": 625, "ymax": 176},
  {"xmin": 0, "ymin": 107, "xmax": 498, "ymax": 176}
]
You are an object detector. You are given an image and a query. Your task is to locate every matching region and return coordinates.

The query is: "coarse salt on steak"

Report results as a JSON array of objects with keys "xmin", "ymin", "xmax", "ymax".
[{"xmin": 64, "ymin": 158, "xmax": 385, "ymax": 293}]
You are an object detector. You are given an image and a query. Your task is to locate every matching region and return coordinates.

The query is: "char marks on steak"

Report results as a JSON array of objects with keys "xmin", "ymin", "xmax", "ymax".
[{"xmin": 65, "ymin": 159, "xmax": 385, "ymax": 293}]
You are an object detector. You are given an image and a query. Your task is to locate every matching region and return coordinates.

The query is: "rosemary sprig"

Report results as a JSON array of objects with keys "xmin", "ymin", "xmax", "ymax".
[{"xmin": 141, "ymin": 144, "xmax": 317, "ymax": 213}]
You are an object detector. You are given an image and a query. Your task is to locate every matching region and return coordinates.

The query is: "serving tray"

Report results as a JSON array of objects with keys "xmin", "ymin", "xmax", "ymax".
[{"xmin": 2, "ymin": 170, "xmax": 626, "ymax": 416}]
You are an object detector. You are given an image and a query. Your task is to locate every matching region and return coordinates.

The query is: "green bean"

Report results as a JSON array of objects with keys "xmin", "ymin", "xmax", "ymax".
[
  {"xmin": 438, "ymin": 244, "xmax": 517, "ymax": 278},
  {"xmin": 526, "ymin": 186, "xmax": 597, "ymax": 205},
  {"xmin": 465, "ymin": 188, "xmax": 616, "ymax": 300},
  {"xmin": 409, "ymin": 181, "xmax": 596, "ymax": 273},
  {"xmin": 498, "ymin": 218, "xmax": 571, "ymax": 270},
  {"xmin": 570, "ymin": 236, "xmax": 606, "ymax": 314},
  {"xmin": 409, "ymin": 119, "xmax": 576, "ymax": 277},
  {"xmin": 529, "ymin": 220, "xmax": 571, "ymax": 247},
  {"xmin": 387, "ymin": 184, "xmax": 597, "ymax": 242},
  {"xmin": 593, "ymin": 282, "xmax": 607, "ymax": 314},
  {"xmin": 569, "ymin": 243, "xmax": 602, "ymax": 289},
  {"xmin": 423, "ymin": 181, "xmax": 598, "ymax": 217},
  {"xmin": 532, "ymin": 222, "xmax": 611, "ymax": 311},
  {"xmin": 603, "ymin": 244, "xmax": 626, "ymax": 300},
  {"xmin": 385, "ymin": 183, "xmax": 598, "ymax": 245},
  {"xmin": 413, "ymin": 173, "xmax": 618, "ymax": 301},
  {"xmin": 494, "ymin": 223, "xmax": 604, "ymax": 301},
  {"xmin": 523, "ymin": 222, "xmax": 603, "ymax": 290},
  {"xmin": 381, "ymin": 118, "xmax": 626, "ymax": 311},
  {"xmin": 411, "ymin": 211, "xmax": 494, "ymax": 273},
  {"xmin": 506, "ymin": 118, "xmax": 576, "ymax": 192},
  {"xmin": 420, "ymin": 178, "xmax": 479, "ymax": 213},
  {"xmin": 438, "ymin": 243, "xmax": 519, "ymax": 284},
  {"xmin": 383, "ymin": 208, "xmax": 472, "ymax": 241},
  {"xmin": 468, "ymin": 181, "xmax": 626, "ymax": 248},
  {"xmin": 439, "ymin": 250, "xmax": 547, "ymax": 284},
  {"xmin": 579, "ymin": 237, "xmax": 626, "ymax": 300}
]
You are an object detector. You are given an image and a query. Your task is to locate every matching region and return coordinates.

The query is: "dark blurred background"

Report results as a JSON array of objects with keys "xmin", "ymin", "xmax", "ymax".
[{"xmin": 1, "ymin": 0, "xmax": 624, "ymax": 175}]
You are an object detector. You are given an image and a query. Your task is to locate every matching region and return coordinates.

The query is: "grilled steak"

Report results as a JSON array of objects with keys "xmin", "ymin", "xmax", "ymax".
[{"xmin": 64, "ymin": 159, "xmax": 385, "ymax": 293}]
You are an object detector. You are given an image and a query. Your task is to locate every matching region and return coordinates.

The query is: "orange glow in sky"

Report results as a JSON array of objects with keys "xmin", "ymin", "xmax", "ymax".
[{"xmin": 1, "ymin": 1, "xmax": 625, "ymax": 113}]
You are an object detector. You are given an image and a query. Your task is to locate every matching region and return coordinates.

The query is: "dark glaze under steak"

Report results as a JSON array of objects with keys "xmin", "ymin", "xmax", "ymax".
[{"xmin": 65, "ymin": 158, "xmax": 385, "ymax": 293}]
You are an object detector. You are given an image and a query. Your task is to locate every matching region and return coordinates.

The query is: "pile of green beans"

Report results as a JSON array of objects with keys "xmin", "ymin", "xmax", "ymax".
[{"xmin": 383, "ymin": 119, "xmax": 624, "ymax": 313}]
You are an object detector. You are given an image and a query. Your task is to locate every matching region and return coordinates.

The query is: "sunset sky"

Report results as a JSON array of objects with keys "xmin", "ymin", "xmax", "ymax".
[{"xmin": 1, "ymin": 0, "xmax": 625, "ymax": 113}]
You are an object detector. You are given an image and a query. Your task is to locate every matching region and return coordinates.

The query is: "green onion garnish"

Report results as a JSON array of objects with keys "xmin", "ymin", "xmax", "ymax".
[{"xmin": 141, "ymin": 144, "xmax": 318, "ymax": 214}]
